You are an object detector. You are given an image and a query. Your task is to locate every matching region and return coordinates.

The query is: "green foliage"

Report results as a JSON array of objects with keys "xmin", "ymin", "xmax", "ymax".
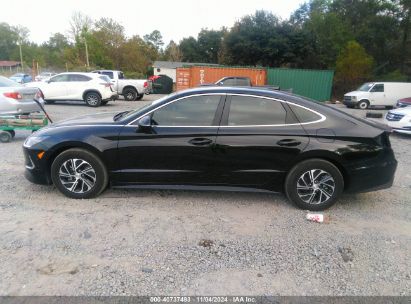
[
  {"xmin": 335, "ymin": 40, "xmax": 374, "ymax": 94},
  {"xmin": 379, "ymin": 69, "xmax": 409, "ymax": 81}
]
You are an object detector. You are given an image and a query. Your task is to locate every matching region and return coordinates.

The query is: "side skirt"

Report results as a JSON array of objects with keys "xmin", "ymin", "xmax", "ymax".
[{"xmin": 111, "ymin": 184, "xmax": 279, "ymax": 194}]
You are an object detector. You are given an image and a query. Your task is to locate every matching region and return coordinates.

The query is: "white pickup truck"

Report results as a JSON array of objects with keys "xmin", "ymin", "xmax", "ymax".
[{"xmin": 92, "ymin": 70, "xmax": 149, "ymax": 101}]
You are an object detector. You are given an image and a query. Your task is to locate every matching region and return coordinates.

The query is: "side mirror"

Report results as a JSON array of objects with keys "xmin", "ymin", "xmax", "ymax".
[{"xmin": 138, "ymin": 116, "xmax": 152, "ymax": 129}]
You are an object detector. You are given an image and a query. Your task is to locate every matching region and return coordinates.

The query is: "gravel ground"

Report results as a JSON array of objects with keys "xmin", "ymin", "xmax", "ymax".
[{"xmin": 0, "ymin": 96, "xmax": 410, "ymax": 296}]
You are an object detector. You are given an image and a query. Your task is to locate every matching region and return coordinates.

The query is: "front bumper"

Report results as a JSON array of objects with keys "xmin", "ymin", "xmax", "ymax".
[
  {"xmin": 343, "ymin": 99, "xmax": 357, "ymax": 107},
  {"xmin": 385, "ymin": 117, "xmax": 411, "ymax": 135},
  {"xmin": 23, "ymin": 147, "xmax": 52, "ymax": 185}
]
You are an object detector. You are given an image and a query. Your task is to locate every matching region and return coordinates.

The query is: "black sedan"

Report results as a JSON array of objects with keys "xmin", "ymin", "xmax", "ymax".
[{"xmin": 23, "ymin": 87, "xmax": 397, "ymax": 210}]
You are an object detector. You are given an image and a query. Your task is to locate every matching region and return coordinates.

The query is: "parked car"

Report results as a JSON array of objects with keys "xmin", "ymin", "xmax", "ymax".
[
  {"xmin": 201, "ymin": 76, "xmax": 279, "ymax": 90},
  {"xmin": 385, "ymin": 107, "xmax": 411, "ymax": 134},
  {"xmin": 0, "ymin": 76, "xmax": 44, "ymax": 115},
  {"xmin": 23, "ymin": 87, "xmax": 397, "ymax": 210},
  {"xmin": 396, "ymin": 97, "xmax": 411, "ymax": 108},
  {"xmin": 35, "ymin": 72, "xmax": 57, "ymax": 82},
  {"xmin": 92, "ymin": 70, "xmax": 149, "ymax": 101},
  {"xmin": 9, "ymin": 73, "xmax": 32, "ymax": 84},
  {"xmin": 343, "ymin": 82, "xmax": 411, "ymax": 109},
  {"xmin": 26, "ymin": 72, "xmax": 117, "ymax": 107}
]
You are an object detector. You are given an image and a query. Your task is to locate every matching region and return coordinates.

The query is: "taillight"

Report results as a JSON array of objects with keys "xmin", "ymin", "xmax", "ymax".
[
  {"xmin": 3, "ymin": 92, "xmax": 22, "ymax": 100},
  {"xmin": 144, "ymin": 81, "xmax": 148, "ymax": 88}
]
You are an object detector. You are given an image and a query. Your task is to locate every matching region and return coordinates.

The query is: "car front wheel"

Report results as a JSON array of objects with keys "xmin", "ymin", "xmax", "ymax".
[
  {"xmin": 285, "ymin": 159, "xmax": 344, "ymax": 211},
  {"xmin": 357, "ymin": 100, "xmax": 369, "ymax": 110},
  {"xmin": 51, "ymin": 148, "xmax": 108, "ymax": 199}
]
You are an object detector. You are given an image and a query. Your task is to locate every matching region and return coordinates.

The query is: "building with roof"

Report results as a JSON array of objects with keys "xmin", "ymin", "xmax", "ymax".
[
  {"xmin": 153, "ymin": 61, "xmax": 219, "ymax": 83},
  {"xmin": 0, "ymin": 61, "xmax": 21, "ymax": 72}
]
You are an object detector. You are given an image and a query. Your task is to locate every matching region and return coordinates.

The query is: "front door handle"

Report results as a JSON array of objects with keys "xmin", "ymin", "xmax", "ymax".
[
  {"xmin": 277, "ymin": 139, "xmax": 301, "ymax": 147},
  {"xmin": 189, "ymin": 138, "xmax": 213, "ymax": 146}
]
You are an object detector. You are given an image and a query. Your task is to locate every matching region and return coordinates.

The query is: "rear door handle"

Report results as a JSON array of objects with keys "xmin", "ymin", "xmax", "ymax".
[
  {"xmin": 277, "ymin": 139, "xmax": 301, "ymax": 147},
  {"xmin": 188, "ymin": 138, "xmax": 213, "ymax": 146}
]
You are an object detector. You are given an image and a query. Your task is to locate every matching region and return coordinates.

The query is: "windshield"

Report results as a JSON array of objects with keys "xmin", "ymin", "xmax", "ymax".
[
  {"xmin": 0, "ymin": 76, "xmax": 22, "ymax": 87},
  {"xmin": 357, "ymin": 83, "xmax": 373, "ymax": 92}
]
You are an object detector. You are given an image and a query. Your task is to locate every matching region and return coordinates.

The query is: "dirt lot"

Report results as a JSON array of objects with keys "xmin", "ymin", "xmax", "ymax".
[{"xmin": 0, "ymin": 96, "xmax": 410, "ymax": 296}]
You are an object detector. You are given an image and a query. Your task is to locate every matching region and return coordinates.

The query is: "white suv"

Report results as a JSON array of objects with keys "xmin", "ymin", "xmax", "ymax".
[{"xmin": 27, "ymin": 72, "xmax": 118, "ymax": 107}]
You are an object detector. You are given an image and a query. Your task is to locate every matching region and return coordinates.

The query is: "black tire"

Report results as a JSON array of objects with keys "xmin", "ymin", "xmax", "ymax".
[
  {"xmin": 0, "ymin": 131, "xmax": 12, "ymax": 143},
  {"xmin": 84, "ymin": 92, "xmax": 102, "ymax": 107},
  {"xmin": 385, "ymin": 106, "xmax": 394, "ymax": 110},
  {"xmin": 101, "ymin": 100, "xmax": 109, "ymax": 105},
  {"xmin": 45, "ymin": 100, "xmax": 55, "ymax": 104},
  {"xmin": 285, "ymin": 159, "xmax": 344, "ymax": 211},
  {"xmin": 136, "ymin": 94, "xmax": 144, "ymax": 101},
  {"xmin": 346, "ymin": 105, "xmax": 355, "ymax": 109},
  {"xmin": 123, "ymin": 88, "xmax": 137, "ymax": 101},
  {"xmin": 357, "ymin": 100, "xmax": 369, "ymax": 110},
  {"xmin": 6, "ymin": 130, "xmax": 15, "ymax": 138},
  {"xmin": 51, "ymin": 148, "xmax": 108, "ymax": 199}
]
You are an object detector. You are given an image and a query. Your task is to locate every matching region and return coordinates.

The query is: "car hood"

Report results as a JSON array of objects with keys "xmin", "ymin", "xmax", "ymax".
[
  {"xmin": 345, "ymin": 90, "xmax": 368, "ymax": 96},
  {"xmin": 51, "ymin": 112, "xmax": 118, "ymax": 127},
  {"xmin": 389, "ymin": 108, "xmax": 411, "ymax": 116}
]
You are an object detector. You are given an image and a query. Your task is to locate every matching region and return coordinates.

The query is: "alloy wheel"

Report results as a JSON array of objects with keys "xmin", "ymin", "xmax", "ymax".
[
  {"xmin": 58, "ymin": 158, "xmax": 96, "ymax": 193},
  {"xmin": 296, "ymin": 169, "xmax": 335, "ymax": 205},
  {"xmin": 86, "ymin": 94, "xmax": 99, "ymax": 106}
]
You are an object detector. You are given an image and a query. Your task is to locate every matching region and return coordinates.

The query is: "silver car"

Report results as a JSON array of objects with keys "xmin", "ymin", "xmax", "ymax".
[{"xmin": 0, "ymin": 76, "xmax": 45, "ymax": 115}]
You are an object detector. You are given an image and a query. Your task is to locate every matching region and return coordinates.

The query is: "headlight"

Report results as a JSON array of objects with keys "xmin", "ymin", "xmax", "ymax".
[{"xmin": 23, "ymin": 135, "xmax": 49, "ymax": 148}]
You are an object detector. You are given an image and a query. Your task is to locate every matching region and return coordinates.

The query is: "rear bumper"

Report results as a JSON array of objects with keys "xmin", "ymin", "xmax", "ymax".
[
  {"xmin": 1, "ymin": 99, "xmax": 45, "ymax": 115},
  {"xmin": 345, "ymin": 152, "xmax": 397, "ymax": 193}
]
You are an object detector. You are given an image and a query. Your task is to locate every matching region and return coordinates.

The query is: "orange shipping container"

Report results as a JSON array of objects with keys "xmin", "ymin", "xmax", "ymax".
[{"xmin": 176, "ymin": 66, "xmax": 267, "ymax": 91}]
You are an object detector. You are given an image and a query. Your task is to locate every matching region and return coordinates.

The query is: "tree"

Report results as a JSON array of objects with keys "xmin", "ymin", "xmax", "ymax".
[
  {"xmin": 143, "ymin": 30, "xmax": 164, "ymax": 51},
  {"xmin": 0, "ymin": 22, "xmax": 18, "ymax": 60},
  {"xmin": 179, "ymin": 37, "xmax": 202, "ymax": 62},
  {"xmin": 163, "ymin": 40, "xmax": 183, "ymax": 61},
  {"xmin": 222, "ymin": 10, "xmax": 292, "ymax": 66},
  {"xmin": 334, "ymin": 40, "xmax": 374, "ymax": 94},
  {"xmin": 197, "ymin": 29, "xmax": 225, "ymax": 63},
  {"xmin": 92, "ymin": 18, "xmax": 126, "ymax": 68}
]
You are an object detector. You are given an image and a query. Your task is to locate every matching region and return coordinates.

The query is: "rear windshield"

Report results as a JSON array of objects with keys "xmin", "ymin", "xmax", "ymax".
[{"xmin": 0, "ymin": 76, "xmax": 22, "ymax": 87}]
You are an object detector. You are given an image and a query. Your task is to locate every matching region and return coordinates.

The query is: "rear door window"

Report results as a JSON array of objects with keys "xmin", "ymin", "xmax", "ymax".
[
  {"xmin": 288, "ymin": 104, "xmax": 323, "ymax": 123},
  {"xmin": 69, "ymin": 74, "xmax": 91, "ymax": 82},
  {"xmin": 227, "ymin": 95, "xmax": 287, "ymax": 126}
]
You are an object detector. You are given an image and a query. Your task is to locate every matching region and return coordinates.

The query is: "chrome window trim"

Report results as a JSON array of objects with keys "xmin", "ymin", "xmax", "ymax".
[{"xmin": 125, "ymin": 93, "xmax": 326, "ymax": 128}]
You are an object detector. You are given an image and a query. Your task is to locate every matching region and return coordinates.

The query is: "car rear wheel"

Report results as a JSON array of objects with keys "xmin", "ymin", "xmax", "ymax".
[
  {"xmin": 84, "ymin": 92, "xmax": 102, "ymax": 107},
  {"xmin": 0, "ymin": 131, "xmax": 12, "ymax": 143},
  {"xmin": 285, "ymin": 159, "xmax": 344, "ymax": 211},
  {"xmin": 123, "ymin": 88, "xmax": 137, "ymax": 101},
  {"xmin": 51, "ymin": 148, "xmax": 108, "ymax": 199},
  {"xmin": 357, "ymin": 100, "xmax": 369, "ymax": 110}
]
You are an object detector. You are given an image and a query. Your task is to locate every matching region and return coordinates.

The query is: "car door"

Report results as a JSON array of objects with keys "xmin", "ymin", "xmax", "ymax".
[
  {"xmin": 213, "ymin": 94, "xmax": 310, "ymax": 191},
  {"xmin": 66, "ymin": 74, "xmax": 92, "ymax": 100},
  {"xmin": 115, "ymin": 94, "xmax": 225, "ymax": 185},
  {"xmin": 43, "ymin": 74, "xmax": 70, "ymax": 100},
  {"xmin": 369, "ymin": 83, "xmax": 385, "ymax": 106}
]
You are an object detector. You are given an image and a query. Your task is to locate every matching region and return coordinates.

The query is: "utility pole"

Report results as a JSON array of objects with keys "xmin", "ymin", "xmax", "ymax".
[
  {"xmin": 84, "ymin": 36, "xmax": 90, "ymax": 69},
  {"xmin": 18, "ymin": 40, "xmax": 23, "ymax": 71}
]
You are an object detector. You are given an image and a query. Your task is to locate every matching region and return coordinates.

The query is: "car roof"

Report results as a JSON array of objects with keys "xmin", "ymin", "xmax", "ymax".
[{"xmin": 55, "ymin": 72, "xmax": 100, "ymax": 77}]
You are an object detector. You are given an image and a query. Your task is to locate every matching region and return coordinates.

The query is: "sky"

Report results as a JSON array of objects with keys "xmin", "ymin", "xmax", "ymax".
[{"xmin": 0, "ymin": 0, "xmax": 306, "ymax": 45}]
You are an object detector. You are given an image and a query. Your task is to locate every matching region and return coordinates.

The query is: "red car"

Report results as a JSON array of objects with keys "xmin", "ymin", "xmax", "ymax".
[{"xmin": 396, "ymin": 97, "xmax": 411, "ymax": 107}]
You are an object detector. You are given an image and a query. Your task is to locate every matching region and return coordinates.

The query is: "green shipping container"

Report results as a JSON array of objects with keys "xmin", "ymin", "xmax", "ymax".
[{"xmin": 267, "ymin": 68, "xmax": 334, "ymax": 101}]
